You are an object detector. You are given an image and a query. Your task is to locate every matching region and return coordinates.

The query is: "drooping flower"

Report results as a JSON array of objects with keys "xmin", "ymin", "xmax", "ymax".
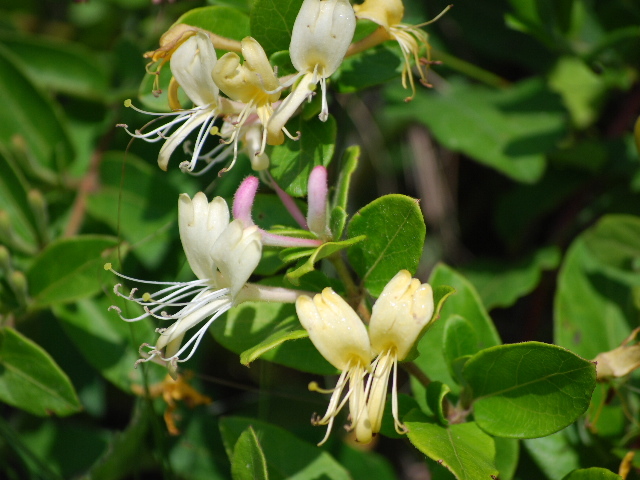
[
  {"xmin": 296, "ymin": 288, "xmax": 374, "ymax": 445},
  {"xmin": 353, "ymin": 0, "xmax": 450, "ymax": 100},
  {"xmin": 366, "ymin": 270, "xmax": 434, "ymax": 435},
  {"xmin": 212, "ymin": 37, "xmax": 281, "ymax": 170},
  {"xmin": 267, "ymin": 0, "xmax": 356, "ymax": 144},
  {"xmin": 120, "ymin": 32, "xmax": 232, "ymax": 173},
  {"xmin": 108, "ymin": 192, "xmax": 262, "ymax": 378}
]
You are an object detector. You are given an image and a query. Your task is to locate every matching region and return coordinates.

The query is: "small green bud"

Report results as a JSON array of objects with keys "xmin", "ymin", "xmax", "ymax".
[{"xmin": 9, "ymin": 270, "xmax": 29, "ymax": 307}]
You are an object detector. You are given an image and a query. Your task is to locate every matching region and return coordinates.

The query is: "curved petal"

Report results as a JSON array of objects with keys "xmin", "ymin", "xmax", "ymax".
[
  {"xmin": 171, "ymin": 32, "xmax": 219, "ymax": 106},
  {"xmin": 178, "ymin": 192, "xmax": 230, "ymax": 281},
  {"xmin": 158, "ymin": 108, "xmax": 213, "ymax": 170},
  {"xmin": 210, "ymin": 221, "xmax": 262, "ymax": 297}
]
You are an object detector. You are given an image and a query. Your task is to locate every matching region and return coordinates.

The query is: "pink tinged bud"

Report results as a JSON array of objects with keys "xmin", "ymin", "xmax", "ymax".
[
  {"xmin": 232, "ymin": 176, "xmax": 260, "ymax": 226},
  {"xmin": 306, "ymin": 166, "xmax": 330, "ymax": 238}
]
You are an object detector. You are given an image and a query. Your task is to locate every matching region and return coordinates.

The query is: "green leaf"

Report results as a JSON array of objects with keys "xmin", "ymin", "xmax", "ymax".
[
  {"xmin": 347, "ymin": 194, "xmax": 425, "ymax": 296},
  {"xmin": 250, "ymin": 0, "xmax": 304, "ymax": 56},
  {"xmin": 269, "ymin": 115, "xmax": 336, "ymax": 196},
  {"xmin": 386, "ymin": 78, "xmax": 566, "ymax": 183},
  {"xmin": 0, "ymin": 327, "xmax": 81, "ymax": 416},
  {"xmin": 173, "ymin": 6, "xmax": 251, "ymax": 44},
  {"xmin": 412, "ymin": 264, "xmax": 500, "ymax": 403},
  {"xmin": 337, "ymin": 444, "xmax": 397, "ymax": 480},
  {"xmin": 0, "ymin": 43, "xmax": 74, "ymax": 171},
  {"xmin": 0, "ymin": 33, "xmax": 109, "ymax": 101},
  {"xmin": 52, "ymin": 297, "xmax": 165, "ymax": 392},
  {"xmin": 0, "ymin": 146, "xmax": 37, "ymax": 250},
  {"xmin": 330, "ymin": 145, "xmax": 359, "ymax": 239},
  {"xmin": 220, "ymin": 416, "xmax": 351, "ymax": 480},
  {"xmin": 562, "ymin": 468, "xmax": 622, "ymax": 480},
  {"xmin": 494, "ymin": 437, "xmax": 519, "ymax": 480},
  {"xmin": 240, "ymin": 329, "xmax": 308, "ymax": 367},
  {"xmin": 461, "ymin": 246, "xmax": 561, "ymax": 310},
  {"xmin": 87, "ymin": 402, "xmax": 152, "ymax": 480},
  {"xmin": 555, "ymin": 219, "xmax": 636, "ymax": 359},
  {"xmin": 285, "ymin": 236, "xmax": 366, "ymax": 285},
  {"xmin": 443, "ymin": 315, "xmax": 479, "ymax": 381},
  {"xmin": 86, "ymin": 152, "xmax": 185, "ymax": 268},
  {"xmin": 523, "ymin": 429, "xmax": 580, "ymax": 479},
  {"xmin": 231, "ymin": 427, "xmax": 269, "ymax": 480},
  {"xmin": 405, "ymin": 411, "xmax": 499, "ymax": 480},
  {"xmin": 26, "ymin": 235, "xmax": 119, "ymax": 308},
  {"xmin": 334, "ymin": 43, "xmax": 403, "ymax": 93},
  {"xmin": 462, "ymin": 342, "xmax": 596, "ymax": 438},
  {"xmin": 426, "ymin": 382, "xmax": 451, "ymax": 426},
  {"xmin": 549, "ymin": 57, "xmax": 608, "ymax": 128},
  {"xmin": 210, "ymin": 301, "xmax": 336, "ymax": 374}
]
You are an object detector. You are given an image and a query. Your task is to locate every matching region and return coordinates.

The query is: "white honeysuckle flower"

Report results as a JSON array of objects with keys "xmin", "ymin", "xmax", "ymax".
[
  {"xmin": 367, "ymin": 269, "xmax": 434, "ymax": 435},
  {"xmin": 108, "ymin": 192, "xmax": 262, "ymax": 379},
  {"xmin": 353, "ymin": 0, "xmax": 449, "ymax": 100},
  {"xmin": 120, "ymin": 32, "xmax": 233, "ymax": 173},
  {"xmin": 296, "ymin": 288, "xmax": 374, "ymax": 445},
  {"xmin": 267, "ymin": 0, "xmax": 356, "ymax": 144},
  {"xmin": 212, "ymin": 36, "xmax": 281, "ymax": 171}
]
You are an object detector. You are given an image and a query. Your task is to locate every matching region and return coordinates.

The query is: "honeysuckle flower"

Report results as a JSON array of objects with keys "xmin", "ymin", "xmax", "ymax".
[
  {"xmin": 267, "ymin": 0, "xmax": 356, "ymax": 144},
  {"xmin": 120, "ymin": 32, "xmax": 233, "ymax": 173},
  {"xmin": 108, "ymin": 192, "xmax": 262, "ymax": 378},
  {"xmin": 212, "ymin": 37, "xmax": 281, "ymax": 169},
  {"xmin": 296, "ymin": 288, "xmax": 374, "ymax": 445},
  {"xmin": 352, "ymin": 0, "xmax": 450, "ymax": 100},
  {"xmin": 366, "ymin": 270, "xmax": 434, "ymax": 435}
]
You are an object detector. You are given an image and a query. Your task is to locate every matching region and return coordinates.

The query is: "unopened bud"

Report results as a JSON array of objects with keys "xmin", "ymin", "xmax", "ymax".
[
  {"xmin": 0, "ymin": 245, "xmax": 10, "ymax": 271},
  {"xmin": 0, "ymin": 210, "xmax": 12, "ymax": 241},
  {"xmin": 28, "ymin": 189, "xmax": 49, "ymax": 244},
  {"xmin": 9, "ymin": 270, "xmax": 29, "ymax": 307}
]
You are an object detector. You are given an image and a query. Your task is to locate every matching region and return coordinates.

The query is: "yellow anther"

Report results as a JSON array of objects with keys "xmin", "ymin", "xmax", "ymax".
[
  {"xmin": 104, "ymin": 263, "xmax": 112, "ymax": 270},
  {"xmin": 124, "ymin": 99, "xmax": 132, "ymax": 108},
  {"xmin": 142, "ymin": 292, "xmax": 152, "ymax": 302}
]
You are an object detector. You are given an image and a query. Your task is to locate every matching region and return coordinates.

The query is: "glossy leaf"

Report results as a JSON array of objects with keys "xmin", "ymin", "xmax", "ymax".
[
  {"xmin": 334, "ymin": 43, "xmax": 403, "ymax": 93},
  {"xmin": 405, "ymin": 411, "xmax": 499, "ymax": 480},
  {"xmin": 231, "ymin": 427, "xmax": 269, "ymax": 480},
  {"xmin": 523, "ymin": 429, "xmax": 581, "ymax": 480},
  {"xmin": 220, "ymin": 416, "xmax": 351, "ymax": 480},
  {"xmin": 347, "ymin": 194, "xmax": 425, "ymax": 296},
  {"xmin": 330, "ymin": 145, "xmax": 359, "ymax": 239},
  {"xmin": 27, "ymin": 235, "xmax": 119, "ymax": 308},
  {"xmin": 463, "ymin": 342, "xmax": 596, "ymax": 438},
  {"xmin": 240, "ymin": 328, "xmax": 308, "ymax": 367},
  {"xmin": 269, "ymin": 115, "xmax": 336, "ymax": 197},
  {"xmin": 250, "ymin": 0, "xmax": 304, "ymax": 56},
  {"xmin": 0, "ymin": 327, "xmax": 81, "ymax": 416},
  {"xmin": 555, "ymin": 222, "xmax": 635, "ymax": 359}
]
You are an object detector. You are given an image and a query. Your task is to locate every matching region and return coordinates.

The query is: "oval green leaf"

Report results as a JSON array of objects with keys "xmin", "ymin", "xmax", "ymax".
[
  {"xmin": 463, "ymin": 342, "xmax": 596, "ymax": 438},
  {"xmin": 250, "ymin": 0, "xmax": 304, "ymax": 56},
  {"xmin": 27, "ymin": 235, "xmax": 119, "ymax": 308},
  {"xmin": 0, "ymin": 327, "xmax": 81, "ymax": 416},
  {"xmin": 347, "ymin": 194, "xmax": 425, "ymax": 296},
  {"xmin": 231, "ymin": 427, "xmax": 269, "ymax": 480},
  {"xmin": 405, "ymin": 410, "xmax": 499, "ymax": 480}
]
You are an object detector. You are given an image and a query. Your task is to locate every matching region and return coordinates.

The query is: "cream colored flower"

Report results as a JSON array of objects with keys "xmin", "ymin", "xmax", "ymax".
[
  {"xmin": 267, "ymin": 0, "xmax": 356, "ymax": 144},
  {"xmin": 108, "ymin": 192, "xmax": 262, "ymax": 378},
  {"xmin": 353, "ymin": 0, "xmax": 447, "ymax": 100},
  {"xmin": 296, "ymin": 288, "xmax": 374, "ymax": 445},
  {"xmin": 367, "ymin": 269, "xmax": 434, "ymax": 434}
]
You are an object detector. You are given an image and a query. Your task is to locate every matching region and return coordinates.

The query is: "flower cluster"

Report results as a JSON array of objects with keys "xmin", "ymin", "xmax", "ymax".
[
  {"xmin": 296, "ymin": 270, "xmax": 435, "ymax": 444},
  {"xmin": 119, "ymin": 0, "xmax": 441, "ymax": 175}
]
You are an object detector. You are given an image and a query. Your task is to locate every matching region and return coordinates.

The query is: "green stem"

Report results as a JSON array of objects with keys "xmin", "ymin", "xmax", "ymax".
[
  {"xmin": 433, "ymin": 49, "xmax": 511, "ymax": 88},
  {"xmin": 401, "ymin": 361, "xmax": 431, "ymax": 388},
  {"xmin": 329, "ymin": 253, "xmax": 359, "ymax": 301}
]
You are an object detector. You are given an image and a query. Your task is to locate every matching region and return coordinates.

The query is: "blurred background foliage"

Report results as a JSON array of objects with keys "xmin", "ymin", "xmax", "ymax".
[{"xmin": 1, "ymin": 0, "xmax": 640, "ymax": 478}]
